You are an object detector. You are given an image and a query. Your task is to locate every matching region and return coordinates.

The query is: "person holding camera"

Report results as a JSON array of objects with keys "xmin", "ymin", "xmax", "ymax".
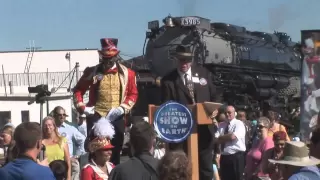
[{"xmin": 1, "ymin": 122, "xmax": 55, "ymax": 180}]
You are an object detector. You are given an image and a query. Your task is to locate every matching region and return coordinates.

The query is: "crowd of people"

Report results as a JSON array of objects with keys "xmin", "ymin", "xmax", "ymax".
[
  {"xmin": 0, "ymin": 106, "xmax": 320, "ymax": 180},
  {"xmin": 0, "ymin": 109, "xmax": 190, "ymax": 180},
  {"xmin": 211, "ymin": 108, "xmax": 320, "ymax": 180},
  {"xmin": 0, "ymin": 38, "xmax": 320, "ymax": 180}
]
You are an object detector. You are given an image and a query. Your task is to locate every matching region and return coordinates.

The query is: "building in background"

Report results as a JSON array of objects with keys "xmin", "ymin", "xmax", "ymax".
[{"xmin": 0, "ymin": 48, "xmax": 98, "ymax": 127}]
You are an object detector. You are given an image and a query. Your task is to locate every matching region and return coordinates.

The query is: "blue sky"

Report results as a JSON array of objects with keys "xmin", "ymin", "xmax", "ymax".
[{"xmin": 0, "ymin": 0, "xmax": 319, "ymax": 59}]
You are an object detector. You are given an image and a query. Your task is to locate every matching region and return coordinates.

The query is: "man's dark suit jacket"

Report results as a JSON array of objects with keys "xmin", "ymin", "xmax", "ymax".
[{"xmin": 160, "ymin": 65, "xmax": 220, "ymax": 149}]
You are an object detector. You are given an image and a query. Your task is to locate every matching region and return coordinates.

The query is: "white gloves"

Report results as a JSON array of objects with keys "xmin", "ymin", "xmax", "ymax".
[
  {"xmin": 84, "ymin": 106, "xmax": 95, "ymax": 115},
  {"xmin": 82, "ymin": 106, "xmax": 125, "ymax": 121},
  {"xmin": 107, "ymin": 107, "xmax": 125, "ymax": 122}
]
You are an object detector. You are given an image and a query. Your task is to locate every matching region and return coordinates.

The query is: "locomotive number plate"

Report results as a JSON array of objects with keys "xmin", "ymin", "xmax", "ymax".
[{"xmin": 181, "ymin": 17, "xmax": 201, "ymax": 26}]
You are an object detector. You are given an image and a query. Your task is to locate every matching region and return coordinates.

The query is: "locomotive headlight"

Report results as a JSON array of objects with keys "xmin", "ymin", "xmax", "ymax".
[{"xmin": 155, "ymin": 76, "xmax": 162, "ymax": 87}]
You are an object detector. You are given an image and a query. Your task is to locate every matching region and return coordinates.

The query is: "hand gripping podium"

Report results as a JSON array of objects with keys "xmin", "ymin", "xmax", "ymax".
[{"xmin": 148, "ymin": 102, "xmax": 221, "ymax": 180}]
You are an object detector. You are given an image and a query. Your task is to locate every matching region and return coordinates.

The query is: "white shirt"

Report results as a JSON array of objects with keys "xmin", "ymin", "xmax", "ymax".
[
  {"xmin": 215, "ymin": 118, "xmax": 246, "ymax": 155},
  {"xmin": 58, "ymin": 122, "xmax": 86, "ymax": 156},
  {"xmin": 178, "ymin": 68, "xmax": 192, "ymax": 85},
  {"xmin": 110, "ymin": 64, "xmax": 116, "ymax": 69},
  {"xmin": 78, "ymin": 122, "xmax": 87, "ymax": 137},
  {"xmin": 154, "ymin": 148, "xmax": 166, "ymax": 160},
  {"xmin": 0, "ymin": 147, "xmax": 5, "ymax": 156}
]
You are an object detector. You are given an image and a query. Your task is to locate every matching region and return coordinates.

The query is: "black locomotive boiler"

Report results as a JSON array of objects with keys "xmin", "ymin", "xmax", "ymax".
[{"xmin": 124, "ymin": 15, "xmax": 302, "ymax": 119}]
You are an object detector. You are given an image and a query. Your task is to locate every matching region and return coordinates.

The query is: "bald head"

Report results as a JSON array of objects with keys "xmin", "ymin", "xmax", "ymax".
[
  {"xmin": 225, "ymin": 106, "xmax": 236, "ymax": 121},
  {"xmin": 226, "ymin": 106, "xmax": 235, "ymax": 112}
]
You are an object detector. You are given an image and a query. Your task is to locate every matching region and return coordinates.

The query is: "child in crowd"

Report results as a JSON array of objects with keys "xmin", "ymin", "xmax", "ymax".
[{"xmin": 49, "ymin": 160, "xmax": 68, "ymax": 180}]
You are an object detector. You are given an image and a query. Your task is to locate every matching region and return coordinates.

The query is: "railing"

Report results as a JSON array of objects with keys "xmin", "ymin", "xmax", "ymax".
[{"xmin": 0, "ymin": 71, "xmax": 84, "ymax": 87}]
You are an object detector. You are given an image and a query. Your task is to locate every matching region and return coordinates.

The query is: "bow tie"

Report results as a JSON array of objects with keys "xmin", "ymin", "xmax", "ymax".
[{"xmin": 105, "ymin": 68, "xmax": 118, "ymax": 74}]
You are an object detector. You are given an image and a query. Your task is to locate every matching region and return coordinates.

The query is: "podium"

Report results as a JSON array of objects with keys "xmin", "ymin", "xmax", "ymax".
[{"xmin": 148, "ymin": 102, "xmax": 220, "ymax": 180}]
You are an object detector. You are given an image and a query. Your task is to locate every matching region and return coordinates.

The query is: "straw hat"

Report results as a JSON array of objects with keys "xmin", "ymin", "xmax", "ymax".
[
  {"xmin": 268, "ymin": 141, "xmax": 320, "ymax": 166},
  {"xmin": 88, "ymin": 137, "xmax": 114, "ymax": 153}
]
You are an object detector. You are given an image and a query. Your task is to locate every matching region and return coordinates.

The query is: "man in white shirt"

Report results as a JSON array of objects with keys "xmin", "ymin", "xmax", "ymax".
[
  {"xmin": 214, "ymin": 105, "xmax": 246, "ymax": 180},
  {"xmin": 77, "ymin": 114, "xmax": 87, "ymax": 137}
]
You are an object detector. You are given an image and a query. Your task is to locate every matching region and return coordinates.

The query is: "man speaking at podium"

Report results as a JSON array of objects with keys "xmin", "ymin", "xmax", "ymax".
[{"xmin": 161, "ymin": 45, "xmax": 220, "ymax": 180}]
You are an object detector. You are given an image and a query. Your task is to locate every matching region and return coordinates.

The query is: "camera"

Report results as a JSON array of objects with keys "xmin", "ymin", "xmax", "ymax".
[
  {"xmin": 28, "ymin": 84, "xmax": 51, "ymax": 96},
  {"xmin": 28, "ymin": 84, "xmax": 51, "ymax": 104}
]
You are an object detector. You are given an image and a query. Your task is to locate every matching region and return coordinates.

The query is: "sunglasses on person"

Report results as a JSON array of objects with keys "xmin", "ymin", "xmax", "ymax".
[
  {"xmin": 257, "ymin": 125, "xmax": 265, "ymax": 129},
  {"xmin": 275, "ymin": 142, "xmax": 285, "ymax": 147}
]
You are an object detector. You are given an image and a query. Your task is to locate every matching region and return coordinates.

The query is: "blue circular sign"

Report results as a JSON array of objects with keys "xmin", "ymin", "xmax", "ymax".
[{"xmin": 154, "ymin": 101, "xmax": 194, "ymax": 143}]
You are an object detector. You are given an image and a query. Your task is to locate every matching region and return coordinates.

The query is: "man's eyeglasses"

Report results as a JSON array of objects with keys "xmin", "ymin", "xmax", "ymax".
[
  {"xmin": 57, "ymin": 113, "xmax": 67, "ymax": 117},
  {"xmin": 257, "ymin": 125, "xmax": 265, "ymax": 129},
  {"xmin": 225, "ymin": 111, "xmax": 233, "ymax": 115},
  {"xmin": 275, "ymin": 143, "xmax": 285, "ymax": 147}
]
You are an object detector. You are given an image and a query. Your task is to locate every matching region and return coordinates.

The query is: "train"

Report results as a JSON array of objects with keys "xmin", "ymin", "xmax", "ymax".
[{"xmin": 124, "ymin": 15, "xmax": 302, "ymax": 121}]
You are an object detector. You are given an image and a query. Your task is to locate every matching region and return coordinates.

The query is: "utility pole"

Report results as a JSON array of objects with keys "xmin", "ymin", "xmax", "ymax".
[
  {"xmin": 75, "ymin": 62, "xmax": 80, "ymax": 82},
  {"xmin": 2, "ymin": 65, "xmax": 7, "ymax": 97},
  {"xmin": 72, "ymin": 62, "xmax": 80, "ymax": 125},
  {"xmin": 65, "ymin": 52, "xmax": 71, "ymax": 86}
]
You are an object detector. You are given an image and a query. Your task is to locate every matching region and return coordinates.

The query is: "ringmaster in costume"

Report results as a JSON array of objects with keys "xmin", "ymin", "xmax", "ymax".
[
  {"xmin": 161, "ymin": 45, "xmax": 221, "ymax": 180},
  {"xmin": 73, "ymin": 38, "xmax": 138, "ymax": 165}
]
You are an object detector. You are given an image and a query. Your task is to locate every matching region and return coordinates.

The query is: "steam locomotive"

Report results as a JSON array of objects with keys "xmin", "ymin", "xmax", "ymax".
[{"xmin": 125, "ymin": 15, "xmax": 302, "ymax": 119}]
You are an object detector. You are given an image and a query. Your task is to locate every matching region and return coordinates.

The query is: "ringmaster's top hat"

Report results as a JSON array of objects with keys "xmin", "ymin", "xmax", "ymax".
[
  {"xmin": 99, "ymin": 38, "xmax": 120, "ymax": 58},
  {"xmin": 87, "ymin": 117, "xmax": 115, "ymax": 153},
  {"xmin": 175, "ymin": 45, "xmax": 193, "ymax": 60}
]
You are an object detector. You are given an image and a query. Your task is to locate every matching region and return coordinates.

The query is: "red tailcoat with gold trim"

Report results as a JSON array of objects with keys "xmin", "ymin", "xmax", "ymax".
[{"xmin": 73, "ymin": 63, "xmax": 138, "ymax": 116}]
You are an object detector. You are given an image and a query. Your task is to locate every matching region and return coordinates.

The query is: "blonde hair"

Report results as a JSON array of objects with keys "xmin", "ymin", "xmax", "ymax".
[
  {"xmin": 2, "ymin": 126, "xmax": 14, "ymax": 137},
  {"xmin": 257, "ymin": 116, "xmax": 271, "ymax": 128},
  {"xmin": 42, "ymin": 116, "xmax": 64, "ymax": 147}
]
